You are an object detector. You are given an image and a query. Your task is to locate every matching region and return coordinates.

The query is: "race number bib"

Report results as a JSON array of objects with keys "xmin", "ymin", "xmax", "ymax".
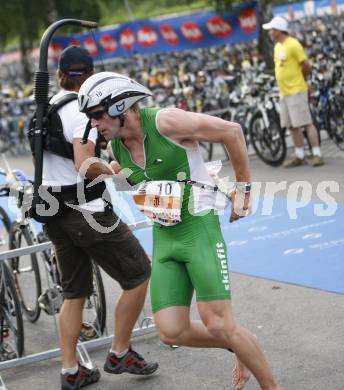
[{"xmin": 132, "ymin": 181, "xmax": 182, "ymax": 226}]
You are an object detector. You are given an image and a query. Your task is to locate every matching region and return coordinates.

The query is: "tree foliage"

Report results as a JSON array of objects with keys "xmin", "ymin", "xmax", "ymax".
[
  {"xmin": 52, "ymin": 0, "xmax": 102, "ymax": 28},
  {"xmin": 0, "ymin": 0, "xmax": 104, "ymax": 82},
  {"xmin": 0, "ymin": 0, "xmax": 50, "ymax": 81},
  {"xmin": 0, "ymin": 0, "xmax": 48, "ymax": 49}
]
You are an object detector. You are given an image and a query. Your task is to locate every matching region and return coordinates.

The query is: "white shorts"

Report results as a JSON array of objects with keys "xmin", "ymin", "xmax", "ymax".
[{"xmin": 279, "ymin": 92, "xmax": 313, "ymax": 129}]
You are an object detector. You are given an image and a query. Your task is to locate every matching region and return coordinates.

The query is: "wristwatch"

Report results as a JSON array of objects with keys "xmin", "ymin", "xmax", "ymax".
[{"xmin": 235, "ymin": 182, "xmax": 251, "ymax": 194}]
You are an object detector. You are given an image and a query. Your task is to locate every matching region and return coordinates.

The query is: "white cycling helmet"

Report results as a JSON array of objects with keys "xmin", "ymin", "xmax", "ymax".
[{"xmin": 78, "ymin": 71, "xmax": 152, "ymax": 117}]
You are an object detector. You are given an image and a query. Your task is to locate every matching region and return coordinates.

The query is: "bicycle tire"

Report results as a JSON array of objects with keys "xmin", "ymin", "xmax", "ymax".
[
  {"xmin": 326, "ymin": 99, "xmax": 344, "ymax": 151},
  {"xmin": 79, "ymin": 262, "xmax": 106, "ymax": 341},
  {"xmin": 9, "ymin": 222, "xmax": 42, "ymax": 323},
  {"xmin": 0, "ymin": 262, "xmax": 24, "ymax": 360},
  {"xmin": 0, "ymin": 206, "xmax": 11, "ymax": 248},
  {"xmin": 249, "ymin": 111, "xmax": 287, "ymax": 167}
]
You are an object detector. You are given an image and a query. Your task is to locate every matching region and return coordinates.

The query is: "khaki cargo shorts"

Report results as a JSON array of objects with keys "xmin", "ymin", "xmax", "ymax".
[
  {"xmin": 44, "ymin": 207, "xmax": 151, "ymax": 299},
  {"xmin": 279, "ymin": 91, "xmax": 313, "ymax": 129}
]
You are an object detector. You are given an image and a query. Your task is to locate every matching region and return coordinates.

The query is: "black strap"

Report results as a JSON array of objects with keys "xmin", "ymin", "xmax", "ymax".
[
  {"xmin": 29, "ymin": 180, "xmax": 108, "ymax": 223},
  {"xmin": 44, "ymin": 180, "xmax": 106, "ymax": 205},
  {"xmin": 81, "ymin": 120, "xmax": 92, "ymax": 144},
  {"xmin": 48, "ymin": 93, "xmax": 78, "ymax": 114},
  {"xmin": 45, "ymin": 93, "xmax": 78, "ymax": 160},
  {"xmin": 177, "ymin": 179, "xmax": 219, "ymax": 192}
]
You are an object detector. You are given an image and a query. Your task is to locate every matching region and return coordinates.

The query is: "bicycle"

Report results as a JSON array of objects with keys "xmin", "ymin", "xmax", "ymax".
[
  {"xmin": 196, "ymin": 73, "xmax": 287, "ymax": 166},
  {"xmin": 309, "ymin": 67, "xmax": 344, "ymax": 152},
  {"xmin": 0, "ymin": 255, "xmax": 24, "ymax": 361},
  {"xmin": 247, "ymin": 74, "xmax": 287, "ymax": 166},
  {"xmin": 0, "ymin": 166, "xmax": 107, "ymax": 341},
  {"xmin": 0, "ymin": 97, "xmax": 34, "ymax": 156},
  {"xmin": 0, "ymin": 178, "xmax": 24, "ymax": 361}
]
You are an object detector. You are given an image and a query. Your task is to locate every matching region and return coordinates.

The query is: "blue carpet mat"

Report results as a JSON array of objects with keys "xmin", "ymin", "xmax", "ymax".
[{"xmin": 218, "ymin": 197, "xmax": 344, "ymax": 294}]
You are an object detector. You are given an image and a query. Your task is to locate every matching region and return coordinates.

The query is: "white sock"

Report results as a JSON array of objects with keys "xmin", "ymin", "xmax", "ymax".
[
  {"xmin": 312, "ymin": 147, "xmax": 322, "ymax": 157},
  {"xmin": 110, "ymin": 348, "xmax": 128, "ymax": 358},
  {"xmin": 61, "ymin": 365, "xmax": 78, "ymax": 375},
  {"xmin": 295, "ymin": 147, "xmax": 305, "ymax": 159}
]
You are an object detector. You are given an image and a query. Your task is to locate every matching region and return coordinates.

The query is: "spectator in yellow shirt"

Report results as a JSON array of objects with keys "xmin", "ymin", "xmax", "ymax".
[{"xmin": 263, "ymin": 16, "xmax": 324, "ymax": 167}]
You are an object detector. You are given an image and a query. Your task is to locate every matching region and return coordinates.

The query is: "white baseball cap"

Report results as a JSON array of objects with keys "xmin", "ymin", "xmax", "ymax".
[{"xmin": 262, "ymin": 16, "xmax": 289, "ymax": 32}]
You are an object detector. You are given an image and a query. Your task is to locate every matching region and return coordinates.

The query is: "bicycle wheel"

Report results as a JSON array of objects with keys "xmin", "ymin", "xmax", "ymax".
[
  {"xmin": 0, "ymin": 262, "xmax": 24, "ymax": 360},
  {"xmin": 249, "ymin": 111, "xmax": 287, "ymax": 166},
  {"xmin": 9, "ymin": 222, "xmax": 42, "ymax": 323},
  {"xmin": 79, "ymin": 262, "xmax": 106, "ymax": 342},
  {"xmin": 326, "ymin": 98, "xmax": 344, "ymax": 151},
  {"xmin": 0, "ymin": 206, "xmax": 11, "ymax": 248}
]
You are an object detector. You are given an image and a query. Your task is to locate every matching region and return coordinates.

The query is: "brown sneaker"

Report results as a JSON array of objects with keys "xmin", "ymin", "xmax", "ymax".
[
  {"xmin": 104, "ymin": 346, "xmax": 158, "ymax": 375},
  {"xmin": 61, "ymin": 363, "xmax": 100, "ymax": 389},
  {"xmin": 310, "ymin": 156, "xmax": 324, "ymax": 167},
  {"xmin": 283, "ymin": 157, "xmax": 307, "ymax": 168}
]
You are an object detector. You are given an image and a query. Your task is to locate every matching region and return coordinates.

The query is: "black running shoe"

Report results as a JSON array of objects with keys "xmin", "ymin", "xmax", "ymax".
[
  {"xmin": 104, "ymin": 346, "xmax": 158, "ymax": 375},
  {"xmin": 61, "ymin": 363, "xmax": 100, "ymax": 389}
]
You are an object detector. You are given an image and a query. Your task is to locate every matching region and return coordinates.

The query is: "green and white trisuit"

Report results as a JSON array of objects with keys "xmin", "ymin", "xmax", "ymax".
[{"xmin": 111, "ymin": 108, "xmax": 231, "ymax": 313}]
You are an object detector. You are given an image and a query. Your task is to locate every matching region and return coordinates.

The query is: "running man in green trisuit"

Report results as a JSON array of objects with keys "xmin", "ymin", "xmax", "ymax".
[{"xmin": 78, "ymin": 72, "xmax": 281, "ymax": 390}]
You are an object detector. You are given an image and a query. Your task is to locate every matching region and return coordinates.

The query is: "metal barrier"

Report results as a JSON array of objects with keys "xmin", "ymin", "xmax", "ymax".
[
  {"xmin": 0, "ymin": 376, "xmax": 6, "ymax": 390},
  {"xmin": 0, "ymin": 220, "xmax": 155, "ymax": 378}
]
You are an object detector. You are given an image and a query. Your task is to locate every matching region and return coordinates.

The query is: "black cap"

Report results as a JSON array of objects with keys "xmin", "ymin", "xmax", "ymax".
[{"xmin": 58, "ymin": 46, "xmax": 94, "ymax": 74}]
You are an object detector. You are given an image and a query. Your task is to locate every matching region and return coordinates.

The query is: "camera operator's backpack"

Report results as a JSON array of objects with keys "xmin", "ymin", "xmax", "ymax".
[
  {"xmin": 27, "ymin": 93, "xmax": 107, "ymax": 223},
  {"xmin": 28, "ymin": 93, "xmax": 78, "ymax": 160}
]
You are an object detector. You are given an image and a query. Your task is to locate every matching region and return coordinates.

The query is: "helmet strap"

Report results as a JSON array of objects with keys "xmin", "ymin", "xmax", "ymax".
[{"xmin": 118, "ymin": 114, "xmax": 125, "ymax": 127}]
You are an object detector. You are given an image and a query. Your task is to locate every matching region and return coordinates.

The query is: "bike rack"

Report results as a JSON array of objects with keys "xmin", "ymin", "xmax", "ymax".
[
  {"xmin": 0, "ymin": 220, "xmax": 155, "ymax": 377},
  {"xmin": 0, "ymin": 377, "xmax": 6, "ymax": 390}
]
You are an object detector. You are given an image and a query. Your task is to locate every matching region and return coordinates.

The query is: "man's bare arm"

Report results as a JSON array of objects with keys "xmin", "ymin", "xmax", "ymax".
[
  {"xmin": 301, "ymin": 59, "xmax": 312, "ymax": 79},
  {"xmin": 157, "ymin": 108, "xmax": 251, "ymax": 183}
]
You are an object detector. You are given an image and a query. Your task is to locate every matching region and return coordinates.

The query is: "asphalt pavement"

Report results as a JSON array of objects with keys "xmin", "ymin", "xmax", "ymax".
[{"xmin": 0, "ymin": 140, "xmax": 343, "ymax": 390}]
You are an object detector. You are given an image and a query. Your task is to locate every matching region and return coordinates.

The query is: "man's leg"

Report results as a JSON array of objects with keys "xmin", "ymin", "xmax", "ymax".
[
  {"xmin": 154, "ymin": 306, "xmax": 251, "ymax": 390},
  {"xmin": 59, "ymin": 297, "xmax": 85, "ymax": 368},
  {"xmin": 283, "ymin": 127, "xmax": 307, "ymax": 167},
  {"xmin": 86, "ymin": 216, "xmax": 157, "ymax": 375},
  {"xmin": 154, "ymin": 304, "xmax": 279, "ymax": 390},
  {"xmin": 198, "ymin": 300, "xmax": 279, "ymax": 390},
  {"xmin": 290, "ymin": 127, "xmax": 304, "ymax": 149},
  {"xmin": 304, "ymin": 123, "xmax": 324, "ymax": 166},
  {"xmin": 155, "ymin": 305, "xmax": 230, "ymax": 347},
  {"xmin": 305, "ymin": 123, "xmax": 320, "ymax": 148},
  {"xmin": 104, "ymin": 278, "xmax": 158, "ymax": 375},
  {"xmin": 111, "ymin": 279, "xmax": 148, "ymax": 351}
]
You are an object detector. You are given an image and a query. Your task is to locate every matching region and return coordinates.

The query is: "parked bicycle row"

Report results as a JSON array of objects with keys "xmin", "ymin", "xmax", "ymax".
[
  {"xmin": 0, "ymin": 96, "xmax": 35, "ymax": 155},
  {"xmin": 198, "ymin": 62, "xmax": 344, "ymax": 166}
]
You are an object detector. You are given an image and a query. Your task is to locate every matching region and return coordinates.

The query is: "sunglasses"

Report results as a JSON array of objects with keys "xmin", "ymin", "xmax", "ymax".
[{"xmin": 86, "ymin": 109, "xmax": 107, "ymax": 120}]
